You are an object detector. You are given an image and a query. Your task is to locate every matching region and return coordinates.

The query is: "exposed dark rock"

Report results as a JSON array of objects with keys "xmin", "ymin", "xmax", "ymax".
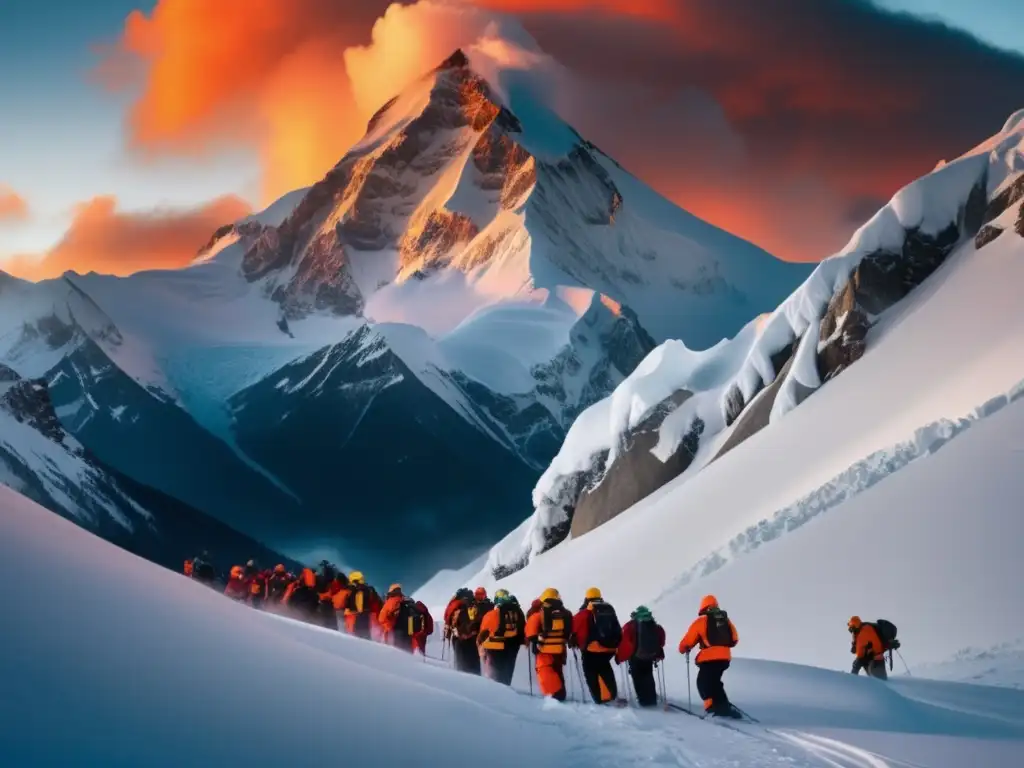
[
  {"xmin": 35, "ymin": 313, "xmax": 76, "ymax": 349},
  {"xmin": 982, "ymin": 173, "xmax": 1024, "ymax": 226},
  {"xmin": 962, "ymin": 175, "xmax": 988, "ymax": 236},
  {"xmin": 571, "ymin": 393, "xmax": 702, "ymax": 538},
  {"xmin": 200, "ymin": 223, "xmax": 236, "ymax": 254},
  {"xmin": 1017, "ymin": 204, "xmax": 1024, "ymax": 238},
  {"xmin": 0, "ymin": 363, "xmax": 19, "ymax": 383},
  {"xmin": 818, "ymin": 222, "xmax": 960, "ymax": 382},
  {"xmin": 2, "ymin": 375, "xmax": 71, "ymax": 445},
  {"xmin": 817, "ymin": 280, "xmax": 870, "ymax": 382},
  {"xmin": 722, "ymin": 339, "xmax": 797, "ymax": 427},
  {"xmin": 975, "ymin": 224, "xmax": 1004, "ymax": 249},
  {"xmin": 399, "ymin": 210, "xmax": 480, "ymax": 274},
  {"xmin": 366, "ymin": 95, "xmax": 400, "ymax": 133},
  {"xmin": 714, "ymin": 353, "xmax": 796, "ymax": 463},
  {"xmin": 438, "ymin": 48, "xmax": 470, "ymax": 70}
]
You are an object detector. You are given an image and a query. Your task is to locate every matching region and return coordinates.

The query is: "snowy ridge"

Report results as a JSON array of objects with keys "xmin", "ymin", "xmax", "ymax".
[{"xmin": 475, "ymin": 110, "xmax": 1024, "ymax": 575}]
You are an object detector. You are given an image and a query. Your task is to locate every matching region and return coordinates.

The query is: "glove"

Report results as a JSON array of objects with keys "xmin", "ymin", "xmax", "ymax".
[{"xmin": 891, "ymin": 639, "xmax": 901, "ymax": 650}]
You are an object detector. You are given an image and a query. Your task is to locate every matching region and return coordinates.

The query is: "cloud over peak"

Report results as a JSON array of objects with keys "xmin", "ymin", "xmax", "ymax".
[{"xmin": 94, "ymin": 0, "xmax": 1024, "ymax": 263}]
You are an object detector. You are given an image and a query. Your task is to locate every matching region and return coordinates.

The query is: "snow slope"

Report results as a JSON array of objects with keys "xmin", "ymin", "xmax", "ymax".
[
  {"xmin": 423, "ymin": 232, "xmax": 1024, "ymax": 673},
  {"xmin": 477, "ymin": 109, "xmax": 1024, "ymax": 572},
  {"xmin": 420, "ymin": 115, "xmax": 1024, "ymax": 691},
  {"xmin": 2, "ymin": 485, "xmax": 1021, "ymax": 767}
]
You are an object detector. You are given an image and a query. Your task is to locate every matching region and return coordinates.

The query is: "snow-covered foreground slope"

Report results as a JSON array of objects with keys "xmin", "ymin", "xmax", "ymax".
[{"xmin": 2, "ymin": 486, "xmax": 1021, "ymax": 768}]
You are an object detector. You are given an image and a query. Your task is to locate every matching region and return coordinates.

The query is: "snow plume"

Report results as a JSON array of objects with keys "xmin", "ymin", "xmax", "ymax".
[{"xmin": 344, "ymin": 2, "xmax": 546, "ymax": 118}]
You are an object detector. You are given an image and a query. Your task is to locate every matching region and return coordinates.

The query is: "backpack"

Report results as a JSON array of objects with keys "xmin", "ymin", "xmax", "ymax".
[
  {"xmin": 456, "ymin": 602, "xmax": 482, "ymax": 638},
  {"xmin": 874, "ymin": 619, "xmax": 898, "ymax": 650},
  {"xmin": 539, "ymin": 603, "xmax": 572, "ymax": 651},
  {"xmin": 497, "ymin": 604, "xmax": 524, "ymax": 641},
  {"xmin": 704, "ymin": 610, "xmax": 736, "ymax": 648},
  {"xmin": 589, "ymin": 601, "xmax": 622, "ymax": 648},
  {"xmin": 396, "ymin": 598, "xmax": 424, "ymax": 637},
  {"xmin": 347, "ymin": 585, "xmax": 368, "ymax": 614},
  {"xmin": 634, "ymin": 619, "xmax": 661, "ymax": 661}
]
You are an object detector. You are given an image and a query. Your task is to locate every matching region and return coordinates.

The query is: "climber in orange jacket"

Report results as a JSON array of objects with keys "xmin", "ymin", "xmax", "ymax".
[
  {"xmin": 478, "ymin": 589, "xmax": 525, "ymax": 685},
  {"xmin": 678, "ymin": 594, "xmax": 740, "ymax": 718},
  {"xmin": 524, "ymin": 588, "xmax": 572, "ymax": 701},
  {"xmin": 379, "ymin": 584, "xmax": 405, "ymax": 641},
  {"xmin": 848, "ymin": 617, "xmax": 888, "ymax": 680},
  {"xmin": 571, "ymin": 587, "xmax": 620, "ymax": 704}
]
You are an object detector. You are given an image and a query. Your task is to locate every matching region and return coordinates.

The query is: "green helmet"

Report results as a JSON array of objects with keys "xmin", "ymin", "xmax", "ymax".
[{"xmin": 631, "ymin": 605, "xmax": 653, "ymax": 622}]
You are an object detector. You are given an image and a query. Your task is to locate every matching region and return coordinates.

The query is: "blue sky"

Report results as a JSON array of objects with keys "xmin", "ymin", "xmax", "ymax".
[
  {"xmin": 0, "ymin": 0, "xmax": 256, "ymax": 256},
  {"xmin": 879, "ymin": 0, "xmax": 1024, "ymax": 53},
  {"xmin": 0, "ymin": 0, "xmax": 1021, "ymax": 262}
]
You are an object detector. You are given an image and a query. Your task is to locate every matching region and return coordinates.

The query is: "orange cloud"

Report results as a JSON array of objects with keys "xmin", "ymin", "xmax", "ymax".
[
  {"xmin": 104, "ymin": 0, "xmax": 392, "ymax": 203},
  {"xmin": 0, "ymin": 185, "xmax": 29, "ymax": 222},
  {"xmin": 101, "ymin": 0, "xmax": 1024, "ymax": 263},
  {"xmin": 3, "ymin": 195, "xmax": 250, "ymax": 281}
]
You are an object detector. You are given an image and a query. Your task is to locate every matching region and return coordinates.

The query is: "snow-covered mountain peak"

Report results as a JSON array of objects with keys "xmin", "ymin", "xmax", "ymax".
[{"xmin": 233, "ymin": 48, "xmax": 805, "ymax": 347}]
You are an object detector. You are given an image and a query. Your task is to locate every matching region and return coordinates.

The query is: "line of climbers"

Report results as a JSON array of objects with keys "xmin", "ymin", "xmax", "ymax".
[
  {"xmin": 185, "ymin": 556, "xmax": 902, "ymax": 710},
  {"xmin": 183, "ymin": 556, "xmax": 435, "ymax": 651},
  {"xmin": 441, "ymin": 586, "xmax": 741, "ymax": 715},
  {"xmin": 444, "ymin": 590, "xmax": 900, "ymax": 713}
]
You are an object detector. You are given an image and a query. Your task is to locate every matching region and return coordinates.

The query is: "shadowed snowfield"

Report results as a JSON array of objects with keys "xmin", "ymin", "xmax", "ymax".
[{"xmin": 1, "ymin": 485, "xmax": 1022, "ymax": 767}]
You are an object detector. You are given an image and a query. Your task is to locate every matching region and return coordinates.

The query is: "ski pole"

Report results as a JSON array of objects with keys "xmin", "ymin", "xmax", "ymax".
[
  {"xmin": 658, "ymin": 660, "xmax": 668, "ymax": 708},
  {"xmin": 896, "ymin": 649, "xmax": 912, "ymax": 676},
  {"xmin": 686, "ymin": 651, "xmax": 693, "ymax": 714},
  {"xmin": 528, "ymin": 650, "xmax": 534, "ymax": 697},
  {"xmin": 619, "ymin": 663, "xmax": 631, "ymax": 706},
  {"xmin": 573, "ymin": 650, "xmax": 586, "ymax": 703}
]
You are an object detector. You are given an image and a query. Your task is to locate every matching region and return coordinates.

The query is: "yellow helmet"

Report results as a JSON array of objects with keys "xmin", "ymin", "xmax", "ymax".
[
  {"xmin": 539, "ymin": 587, "xmax": 560, "ymax": 602},
  {"xmin": 349, "ymin": 571, "xmax": 365, "ymax": 585},
  {"xmin": 585, "ymin": 587, "xmax": 602, "ymax": 601}
]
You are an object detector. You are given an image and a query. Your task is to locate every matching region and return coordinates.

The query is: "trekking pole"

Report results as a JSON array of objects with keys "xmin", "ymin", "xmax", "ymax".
[
  {"xmin": 573, "ymin": 649, "xmax": 586, "ymax": 703},
  {"xmin": 528, "ymin": 653, "xmax": 534, "ymax": 697},
  {"xmin": 686, "ymin": 651, "xmax": 693, "ymax": 714},
  {"xmin": 896, "ymin": 649, "xmax": 912, "ymax": 676},
  {"xmin": 659, "ymin": 660, "xmax": 668, "ymax": 708},
  {"xmin": 619, "ymin": 664, "xmax": 631, "ymax": 706}
]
